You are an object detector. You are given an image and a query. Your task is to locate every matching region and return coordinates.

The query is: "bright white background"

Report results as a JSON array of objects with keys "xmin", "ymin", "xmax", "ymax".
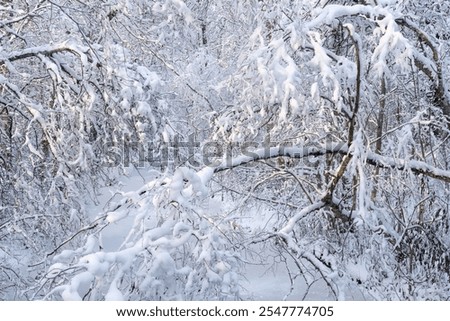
[{"xmin": 2, "ymin": 301, "xmax": 448, "ymax": 321}]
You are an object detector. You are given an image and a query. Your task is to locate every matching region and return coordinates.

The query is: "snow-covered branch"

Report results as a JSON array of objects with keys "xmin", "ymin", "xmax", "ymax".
[
  {"xmin": 0, "ymin": 42, "xmax": 90, "ymax": 64},
  {"xmin": 213, "ymin": 142, "xmax": 450, "ymax": 184}
]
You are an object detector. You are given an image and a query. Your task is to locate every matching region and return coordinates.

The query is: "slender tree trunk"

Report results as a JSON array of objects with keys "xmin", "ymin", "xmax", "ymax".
[{"xmin": 371, "ymin": 76, "xmax": 386, "ymax": 200}]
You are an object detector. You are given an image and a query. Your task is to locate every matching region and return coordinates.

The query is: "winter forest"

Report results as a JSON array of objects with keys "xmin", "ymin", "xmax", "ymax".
[{"xmin": 1, "ymin": 0, "xmax": 450, "ymax": 301}]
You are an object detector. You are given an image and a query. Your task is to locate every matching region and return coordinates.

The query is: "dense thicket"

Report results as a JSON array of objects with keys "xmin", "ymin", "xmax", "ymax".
[{"xmin": 1, "ymin": 0, "xmax": 449, "ymax": 300}]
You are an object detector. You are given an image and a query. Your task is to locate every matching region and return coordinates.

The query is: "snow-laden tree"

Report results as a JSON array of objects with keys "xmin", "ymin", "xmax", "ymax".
[
  {"xmin": 3, "ymin": 0, "xmax": 449, "ymax": 300},
  {"xmin": 32, "ymin": 0, "xmax": 245, "ymax": 301},
  {"xmin": 0, "ymin": 0, "xmax": 172, "ymax": 298},
  {"xmin": 217, "ymin": 0, "xmax": 450, "ymax": 299}
]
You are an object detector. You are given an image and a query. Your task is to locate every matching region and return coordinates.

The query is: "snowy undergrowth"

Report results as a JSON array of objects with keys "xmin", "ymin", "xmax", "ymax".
[
  {"xmin": 42, "ymin": 163, "xmax": 369, "ymax": 301},
  {"xmin": 43, "ymin": 167, "xmax": 241, "ymax": 300}
]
